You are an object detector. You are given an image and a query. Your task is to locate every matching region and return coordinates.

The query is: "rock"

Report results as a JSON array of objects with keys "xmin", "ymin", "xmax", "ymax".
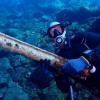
[
  {"xmin": 0, "ymin": 58, "xmax": 12, "ymax": 72},
  {"xmin": 4, "ymin": 28, "xmax": 25, "ymax": 39},
  {"xmin": 0, "ymin": 83, "xmax": 8, "ymax": 89},
  {"xmin": 38, "ymin": 0, "xmax": 63, "ymax": 9},
  {"xmin": 0, "ymin": 72, "xmax": 10, "ymax": 99},
  {"xmin": 0, "ymin": 72, "xmax": 10, "ymax": 84},
  {"xmin": 0, "ymin": 19, "xmax": 7, "ymax": 28},
  {"xmin": 39, "ymin": 15, "xmax": 52, "ymax": 22},
  {"xmin": 4, "ymin": 83, "xmax": 29, "ymax": 100},
  {"xmin": 29, "ymin": 66, "xmax": 53, "ymax": 89},
  {"xmin": 67, "ymin": 0, "xmax": 100, "ymax": 10},
  {"xmin": 33, "ymin": 11, "xmax": 44, "ymax": 19},
  {"xmin": 88, "ymin": 17, "xmax": 100, "ymax": 33},
  {"xmin": 6, "ymin": 13, "xmax": 22, "ymax": 20},
  {"xmin": 42, "ymin": 81, "xmax": 64, "ymax": 100},
  {"xmin": 0, "ymin": 49, "xmax": 10, "ymax": 58},
  {"xmin": 0, "ymin": 87, "xmax": 8, "ymax": 99},
  {"xmin": 56, "ymin": 7, "xmax": 100, "ymax": 23},
  {"xmin": 8, "ymin": 54, "xmax": 31, "ymax": 68},
  {"xmin": 23, "ymin": 33, "xmax": 38, "ymax": 45},
  {"xmin": 10, "ymin": 67, "xmax": 27, "ymax": 82}
]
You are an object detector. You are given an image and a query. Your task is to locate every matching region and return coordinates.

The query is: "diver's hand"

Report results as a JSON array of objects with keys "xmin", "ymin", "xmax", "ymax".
[
  {"xmin": 29, "ymin": 59, "xmax": 53, "ymax": 89},
  {"xmin": 39, "ymin": 59, "xmax": 56, "ymax": 75},
  {"xmin": 39, "ymin": 59, "xmax": 51, "ymax": 69},
  {"xmin": 61, "ymin": 57, "xmax": 96, "ymax": 78},
  {"xmin": 39, "ymin": 59, "xmax": 60, "ymax": 77}
]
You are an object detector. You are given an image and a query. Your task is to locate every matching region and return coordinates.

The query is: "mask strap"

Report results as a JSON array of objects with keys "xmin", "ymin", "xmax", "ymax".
[{"xmin": 61, "ymin": 28, "xmax": 66, "ymax": 38}]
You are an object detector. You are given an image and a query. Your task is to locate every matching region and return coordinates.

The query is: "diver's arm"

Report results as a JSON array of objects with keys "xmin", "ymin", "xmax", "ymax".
[{"xmin": 80, "ymin": 31, "xmax": 100, "ymax": 44}]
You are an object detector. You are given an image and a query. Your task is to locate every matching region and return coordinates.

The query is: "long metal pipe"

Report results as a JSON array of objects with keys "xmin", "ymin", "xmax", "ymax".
[{"xmin": 0, "ymin": 32, "xmax": 66, "ymax": 67}]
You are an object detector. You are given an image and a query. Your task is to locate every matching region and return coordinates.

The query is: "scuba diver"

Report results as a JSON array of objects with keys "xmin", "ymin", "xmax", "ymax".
[
  {"xmin": 47, "ymin": 21, "xmax": 97, "ymax": 89},
  {"xmin": 29, "ymin": 21, "xmax": 100, "ymax": 99}
]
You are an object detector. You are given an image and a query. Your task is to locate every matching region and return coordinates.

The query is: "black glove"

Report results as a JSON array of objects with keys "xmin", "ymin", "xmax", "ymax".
[
  {"xmin": 55, "ymin": 74, "xmax": 70, "ymax": 93},
  {"xmin": 29, "ymin": 59, "xmax": 53, "ymax": 89},
  {"xmin": 39, "ymin": 59, "xmax": 62, "ymax": 77},
  {"xmin": 39, "ymin": 59, "xmax": 51, "ymax": 69}
]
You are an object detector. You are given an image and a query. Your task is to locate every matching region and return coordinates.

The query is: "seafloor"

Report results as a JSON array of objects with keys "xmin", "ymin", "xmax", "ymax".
[{"xmin": 0, "ymin": 0, "xmax": 100, "ymax": 100}]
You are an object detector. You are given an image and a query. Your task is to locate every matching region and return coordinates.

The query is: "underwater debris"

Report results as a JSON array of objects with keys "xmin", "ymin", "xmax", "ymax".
[{"xmin": 0, "ymin": 32, "xmax": 65, "ymax": 67}]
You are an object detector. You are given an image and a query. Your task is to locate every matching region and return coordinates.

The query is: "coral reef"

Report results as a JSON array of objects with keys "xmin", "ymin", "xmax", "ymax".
[{"xmin": 0, "ymin": 0, "xmax": 99, "ymax": 100}]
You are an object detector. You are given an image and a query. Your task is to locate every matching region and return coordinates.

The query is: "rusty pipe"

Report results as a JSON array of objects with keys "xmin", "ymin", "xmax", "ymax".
[{"xmin": 0, "ymin": 32, "xmax": 66, "ymax": 67}]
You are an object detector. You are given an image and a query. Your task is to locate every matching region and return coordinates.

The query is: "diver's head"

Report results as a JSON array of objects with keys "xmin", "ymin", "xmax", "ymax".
[
  {"xmin": 47, "ymin": 21, "xmax": 64, "ymax": 38},
  {"xmin": 47, "ymin": 21, "xmax": 67, "ymax": 47}
]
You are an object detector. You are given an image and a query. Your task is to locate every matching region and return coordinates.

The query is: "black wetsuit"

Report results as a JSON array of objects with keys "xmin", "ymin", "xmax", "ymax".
[{"xmin": 55, "ymin": 31, "xmax": 100, "ymax": 93}]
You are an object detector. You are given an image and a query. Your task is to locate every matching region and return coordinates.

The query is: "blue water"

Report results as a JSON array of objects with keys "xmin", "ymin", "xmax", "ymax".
[{"xmin": 0, "ymin": 0, "xmax": 100, "ymax": 100}]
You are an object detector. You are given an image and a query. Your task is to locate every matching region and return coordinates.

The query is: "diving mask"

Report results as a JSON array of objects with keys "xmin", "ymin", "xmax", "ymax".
[{"xmin": 54, "ymin": 29, "xmax": 67, "ymax": 46}]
